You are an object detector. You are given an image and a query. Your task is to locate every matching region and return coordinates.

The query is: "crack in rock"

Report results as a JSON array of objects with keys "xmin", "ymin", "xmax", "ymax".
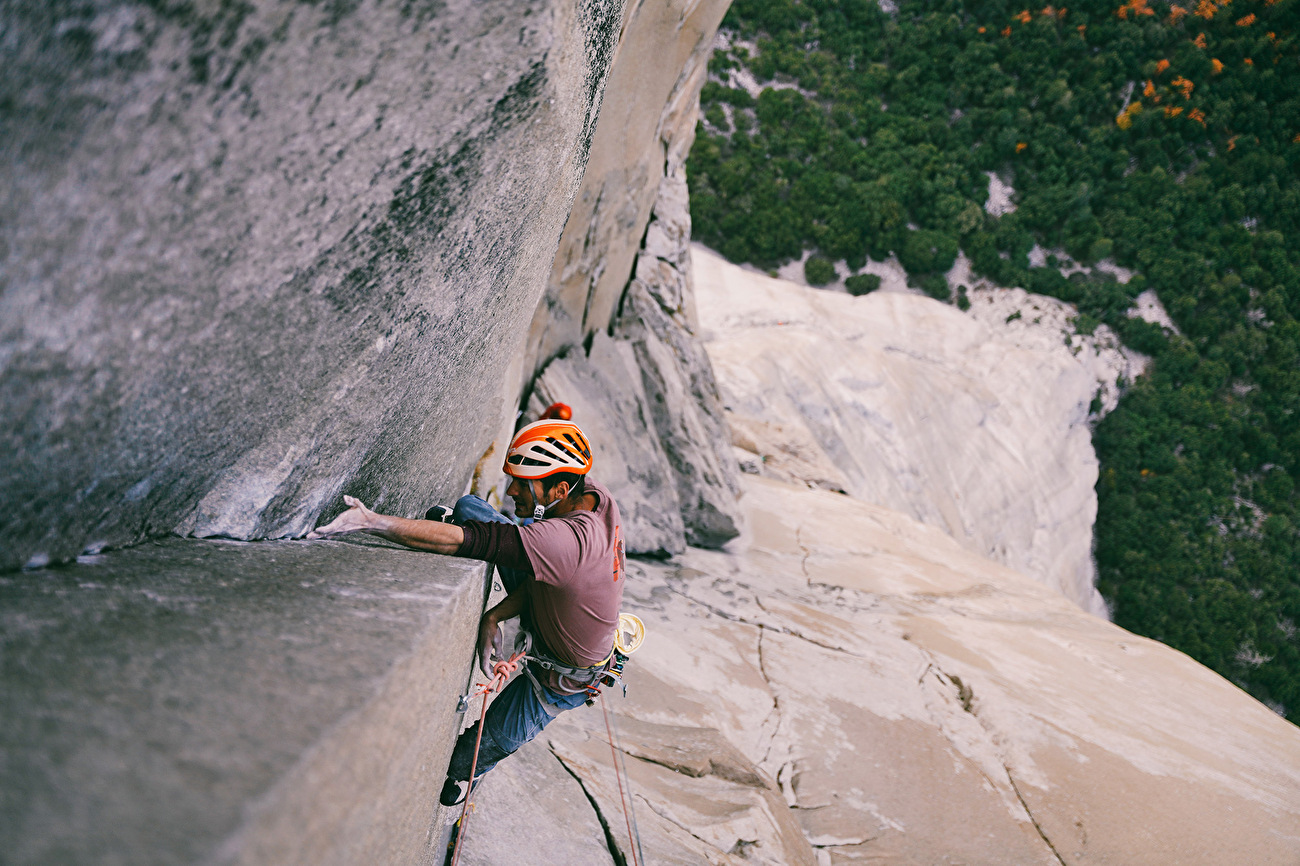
[
  {"xmin": 795, "ymin": 523, "xmax": 812, "ymax": 585},
  {"xmin": 668, "ymin": 584, "xmax": 873, "ymax": 661},
  {"xmin": 916, "ymin": 650, "xmax": 1069, "ymax": 866},
  {"xmin": 550, "ymin": 748, "xmax": 626, "ymax": 866}
]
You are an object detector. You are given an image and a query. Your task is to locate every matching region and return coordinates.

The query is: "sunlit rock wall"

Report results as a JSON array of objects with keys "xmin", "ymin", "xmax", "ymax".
[
  {"xmin": 0, "ymin": 0, "xmax": 626, "ymax": 571},
  {"xmin": 460, "ymin": 476, "xmax": 1300, "ymax": 865},
  {"xmin": 694, "ymin": 246, "xmax": 1126, "ymax": 615}
]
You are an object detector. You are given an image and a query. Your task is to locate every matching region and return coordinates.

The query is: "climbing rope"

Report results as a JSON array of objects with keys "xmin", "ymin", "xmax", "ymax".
[
  {"xmin": 602, "ymin": 694, "xmax": 646, "ymax": 866},
  {"xmin": 448, "ymin": 650, "xmax": 524, "ymax": 866}
]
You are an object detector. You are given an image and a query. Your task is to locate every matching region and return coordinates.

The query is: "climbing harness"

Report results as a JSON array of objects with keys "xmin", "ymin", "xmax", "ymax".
[
  {"xmin": 447, "ymin": 649, "xmax": 525, "ymax": 866},
  {"xmin": 447, "ymin": 614, "xmax": 647, "ymax": 866}
]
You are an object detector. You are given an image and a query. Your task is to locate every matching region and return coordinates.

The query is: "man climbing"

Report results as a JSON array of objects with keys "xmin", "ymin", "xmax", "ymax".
[{"xmin": 307, "ymin": 417, "xmax": 625, "ymax": 806}]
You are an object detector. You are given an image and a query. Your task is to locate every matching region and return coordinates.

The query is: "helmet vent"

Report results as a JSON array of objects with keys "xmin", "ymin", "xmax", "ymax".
[
  {"xmin": 563, "ymin": 433, "xmax": 591, "ymax": 460},
  {"xmin": 546, "ymin": 436, "xmax": 580, "ymax": 462}
]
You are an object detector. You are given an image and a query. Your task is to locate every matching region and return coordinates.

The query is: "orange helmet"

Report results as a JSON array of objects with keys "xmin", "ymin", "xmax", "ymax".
[{"xmin": 503, "ymin": 420, "xmax": 593, "ymax": 480}]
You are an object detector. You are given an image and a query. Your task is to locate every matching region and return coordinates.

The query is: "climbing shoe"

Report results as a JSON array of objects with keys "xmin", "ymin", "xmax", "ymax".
[
  {"xmin": 425, "ymin": 505, "xmax": 454, "ymax": 523},
  {"xmin": 440, "ymin": 778, "xmax": 467, "ymax": 807},
  {"xmin": 440, "ymin": 774, "xmax": 485, "ymax": 807}
]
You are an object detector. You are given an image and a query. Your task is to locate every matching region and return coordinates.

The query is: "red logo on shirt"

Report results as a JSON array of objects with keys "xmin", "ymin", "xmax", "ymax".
[{"xmin": 612, "ymin": 524, "xmax": 624, "ymax": 582}]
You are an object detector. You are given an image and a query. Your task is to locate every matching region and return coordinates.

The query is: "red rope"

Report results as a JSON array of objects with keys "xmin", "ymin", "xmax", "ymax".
[
  {"xmin": 602, "ymin": 694, "xmax": 641, "ymax": 866},
  {"xmin": 448, "ymin": 651, "xmax": 524, "ymax": 866}
]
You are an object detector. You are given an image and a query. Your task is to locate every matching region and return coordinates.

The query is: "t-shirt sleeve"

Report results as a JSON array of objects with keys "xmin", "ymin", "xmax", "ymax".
[
  {"xmin": 517, "ymin": 515, "xmax": 592, "ymax": 586},
  {"xmin": 454, "ymin": 521, "xmax": 534, "ymax": 573}
]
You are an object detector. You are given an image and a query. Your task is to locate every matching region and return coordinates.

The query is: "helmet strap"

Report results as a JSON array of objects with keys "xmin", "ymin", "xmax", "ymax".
[{"xmin": 530, "ymin": 481, "xmax": 565, "ymax": 521}]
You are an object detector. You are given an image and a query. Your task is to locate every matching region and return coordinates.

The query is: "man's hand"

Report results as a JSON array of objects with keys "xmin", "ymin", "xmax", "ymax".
[
  {"xmin": 307, "ymin": 495, "xmax": 381, "ymax": 539},
  {"xmin": 478, "ymin": 618, "xmax": 505, "ymax": 678}
]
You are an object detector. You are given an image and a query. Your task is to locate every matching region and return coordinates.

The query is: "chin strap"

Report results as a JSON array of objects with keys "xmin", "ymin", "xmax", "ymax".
[
  {"xmin": 531, "ymin": 484, "xmax": 565, "ymax": 520},
  {"xmin": 532, "ymin": 499, "xmax": 563, "ymax": 520}
]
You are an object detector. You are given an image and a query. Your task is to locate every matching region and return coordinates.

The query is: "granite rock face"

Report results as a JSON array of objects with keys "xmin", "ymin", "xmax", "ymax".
[
  {"xmin": 0, "ymin": 0, "xmax": 625, "ymax": 571},
  {"xmin": 526, "ymin": 333, "xmax": 686, "ymax": 556},
  {"xmin": 693, "ymin": 245, "xmax": 1119, "ymax": 615},
  {"xmin": 0, "ymin": 537, "xmax": 486, "ymax": 866},
  {"xmin": 466, "ymin": 476, "xmax": 1300, "ymax": 864},
  {"xmin": 449, "ymin": 737, "xmax": 612, "ymax": 866},
  {"xmin": 614, "ymin": 169, "xmax": 743, "ymax": 549},
  {"xmin": 522, "ymin": 0, "xmax": 731, "ymax": 385},
  {"xmin": 521, "ymin": 169, "xmax": 743, "ymax": 555},
  {"xmin": 488, "ymin": 0, "xmax": 740, "ymax": 552}
]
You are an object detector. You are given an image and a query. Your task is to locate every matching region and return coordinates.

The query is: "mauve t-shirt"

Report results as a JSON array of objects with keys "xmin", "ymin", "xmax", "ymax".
[{"xmin": 518, "ymin": 478, "xmax": 625, "ymax": 693}]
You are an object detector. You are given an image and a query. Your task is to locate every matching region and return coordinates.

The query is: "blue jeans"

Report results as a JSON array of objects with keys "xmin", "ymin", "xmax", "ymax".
[
  {"xmin": 452, "ymin": 494, "xmax": 529, "ymax": 593},
  {"xmin": 445, "ymin": 671, "xmax": 588, "ymax": 782},
  {"xmin": 446, "ymin": 495, "xmax": 583, "ymax": 782}
]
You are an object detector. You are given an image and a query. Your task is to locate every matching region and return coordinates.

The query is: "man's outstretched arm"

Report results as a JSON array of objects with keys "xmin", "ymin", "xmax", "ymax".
[{"xmin": 307, "ymin": 495, "xmax": 465, "ymax": 554}]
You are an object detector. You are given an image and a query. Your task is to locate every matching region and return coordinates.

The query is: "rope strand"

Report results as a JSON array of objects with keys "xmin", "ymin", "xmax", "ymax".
[
  {"xmin": 602, "ymin": 694, "xmax": 642, "ymax": 866},
  {"xmin": 448, "ymin": 651, "xmax": 524, "ymax": 866},
  {"xmin": 606, "ymin": 703, "xmax": 646, "ymax": 866}
]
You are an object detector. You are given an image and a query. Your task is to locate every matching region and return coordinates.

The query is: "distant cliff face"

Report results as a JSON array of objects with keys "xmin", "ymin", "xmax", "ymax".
[
  {"xmin": 0, "ymin": 0, "xmax": 627, "ymax": 570},
  {"xmin": 692, "ymin": 247, "xmax": 1143, "ymax": 615}
]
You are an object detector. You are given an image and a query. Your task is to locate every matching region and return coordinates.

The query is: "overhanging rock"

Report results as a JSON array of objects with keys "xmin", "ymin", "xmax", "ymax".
[{"xmin": 0, "ymin": 0, "xmax": 626, "ymax": 571}]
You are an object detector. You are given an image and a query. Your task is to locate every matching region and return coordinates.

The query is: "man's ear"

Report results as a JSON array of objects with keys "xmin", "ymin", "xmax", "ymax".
[{"xmin": 550, "ymin": 481, "xmax": 570, "ymax": 502}]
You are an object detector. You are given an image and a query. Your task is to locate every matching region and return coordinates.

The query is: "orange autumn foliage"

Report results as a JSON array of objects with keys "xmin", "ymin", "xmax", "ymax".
[
  {"xmin": 1194, "ymin": 32, "xmax": 1208, "ymax": 48},
  {"xmin": 1117, "ymin": 101, "xmax": 1144, "ymax": 128},
  {"xmin": 1172, "ymin": 75, "xmax": 1195, "ymax": 98},
  {"xmin": 1165, "ymin": 105, "xmax": 1185, "ymax": 117},
  {"xmin": 1212, "ymin": 58, "xmax": 1225, "ymax": 73},
  {"xmin": 1169, "ymin": 4, "xmax": 1189, "ymax": 21},
  {"xmin": 1144, "ymin": 79, "xmax": 1157, "ymax": 97},
  {"xmin": 1194, "ymin": 0, "xmax": 1216, "ymax": 19},
  {"xmin": 1244, "ymin": 57, "xmax": 1254, "ymax": 65},
  {"xmin": 1002, "ymin": 25, "xmax": 1012, "ymax": 36},
  {"xmin": 1016, "ymin": 142, "xmax": 1029, "ymax": 152},
  {"xmin": 1156, "ymin": 58, "xmax": 1171, "ymax": 74},
  {"xmin": 1188, "ymin": 107, "xmax": 1207, "ymax": 125},
  {"xmin": 1228, "ymin": 135, "xmax": 1239, "ymax": 151},
  {"xmin": 1117, "ymin": 0, "xmax": 1156, "ymax": 17},
  {"xmin": 1237, "ymin": 13, "xmax": 1257, "ymax": 25},
  {"xmin": 1017, "ymin": 9, "xmax": 1033, "ymax": 22}
]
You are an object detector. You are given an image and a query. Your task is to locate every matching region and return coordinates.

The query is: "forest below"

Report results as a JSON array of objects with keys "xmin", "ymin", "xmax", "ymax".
[{"xmin": 687, "ymin": 0, "xmax": 1300, "ymax": 721}]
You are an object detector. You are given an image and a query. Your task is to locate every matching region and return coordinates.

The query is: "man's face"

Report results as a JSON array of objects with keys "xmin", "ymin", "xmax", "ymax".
[{"xmin": 506, "ymin": 476, "xmax": 538, "ymax": 515}]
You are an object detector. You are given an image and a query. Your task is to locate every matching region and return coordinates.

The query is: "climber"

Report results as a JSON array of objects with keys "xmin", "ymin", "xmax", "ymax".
[{"xmin": 307, "ymin": 415, "xmax": 625, "ymax": 807}]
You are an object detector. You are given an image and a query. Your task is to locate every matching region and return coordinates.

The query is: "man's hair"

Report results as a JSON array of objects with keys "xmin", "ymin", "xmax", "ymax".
[{"xmin": 540, "ymin": 472, "xmax": 586, "ymax": 500}]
